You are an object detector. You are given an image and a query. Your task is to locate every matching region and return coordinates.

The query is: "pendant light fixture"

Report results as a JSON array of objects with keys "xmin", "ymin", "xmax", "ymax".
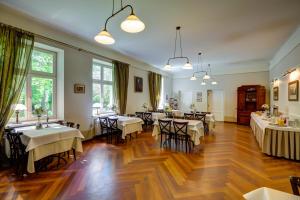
[
  {"xmin": 164, "ymin": 26, "xmax": 192, "ymax": 70},
  {"xmin": 94, "ymin": 0, "xmax": 145, "ymax": 45},
  {"xmin": 190, "ymin": 53, "xmax": 218, "ymax": 85}
]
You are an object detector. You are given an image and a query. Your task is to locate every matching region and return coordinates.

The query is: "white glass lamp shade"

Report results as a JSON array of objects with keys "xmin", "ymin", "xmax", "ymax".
[
  {"xmin": 94, "ymin": 30, "xmax": 115, "ymax": 45},
  {"xmin": 190, "ymin": 75, "xmax": 197, "ymax": 80},
  {"xmin": 183, "ymin": 62, "xmax": 193, "ymax": 69},
  {"xmin": 164, "ymin": 64, "xmax": 172, "ymax": 71},
  {"xmin": 211, "ymin": 81, "xmax": 218, "ymax": 85},
  {"xmin": 93, "ymin": 103, "xmax": 102, "ymax": 108},
  {"xmin": 201, "ymin": 81, "xmax": 206, "ymax": 86},
  {"xmin": 121, "ymin": 14, "xmax": 145, "ymax": 33},
  {"xmin": 203, "ymin": 72, "xmax": 210, "ymax": 80},
  {"xmin": 14, "ymin": 104, "xmax": 26, "ymax": 111}
]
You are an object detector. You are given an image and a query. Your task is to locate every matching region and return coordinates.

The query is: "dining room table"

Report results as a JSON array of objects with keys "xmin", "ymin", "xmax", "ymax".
[
  {"xmin": 152, "ymin": 118, "xmax": 204, "ymax": 145},
  {"xmin": 11, "ymin": 123, "xmax": 84, "ymax": 173},
  {"xmin": 243, "ymin": 187, "xmax": 300, "ymax": 200},
  {"xmin": 151, "ymin": 112, "xmax": 166, "ymax": 121},
  {"xmin": 108, "ymin": 115, "xmax": 144, "ymax": 139}
]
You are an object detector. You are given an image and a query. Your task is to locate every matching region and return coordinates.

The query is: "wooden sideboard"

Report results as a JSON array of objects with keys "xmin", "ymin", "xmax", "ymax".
[{"xmin": 237, "ymin": 85, "xmax": 265, "ymax": 125}]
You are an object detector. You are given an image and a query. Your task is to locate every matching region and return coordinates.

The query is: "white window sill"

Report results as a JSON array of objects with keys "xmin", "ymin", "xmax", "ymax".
[{"xmin": 6, "ymin": 119, "xmax": 59, "ymax": 129}]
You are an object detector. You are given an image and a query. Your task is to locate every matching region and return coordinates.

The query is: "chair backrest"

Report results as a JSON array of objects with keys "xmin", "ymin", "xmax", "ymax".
[
  {"xmin": 165, "ymin": 111, "xmax": 173, "ymax": 118},
  {"xmin": 76, "ymin": 124, "xmax": 80, "ymax": 129},
  {"xmin": 66, "ymin": 122, "xmax": 75, "ymax": 128},
  {"xmin": 99, "ymin": 117, "xmax": 109, "ymax": 129},
  {"xmin": 173, "ymin": 121, "xmax": 188, "ymax": 135},
  {"xmin": 201, "ymin": 112, "xmax": 211, "ymax": 115},
  {"xmin": 158, "ymin": 119, "xmax": 171, "ymax": 133},
  {"xmin": 195, "ymin": 113, "xmax": 206, "ymax": 123},
  {"xmin": 157, "ymin": 109, "xmax": 164, "ymax": 113},
  {"xmin": 6, "ymin": 130, "xmax": 26, "ymax": 157},
  {"xmin": 108, "ymin": 117, "xmax": 118, "ymax": 130},
  {"xmin": 57, "ymin": 120, "xmax": 64, "ymax": 125},
  {"xmin": 290, "ymin": 176, "xmax": 300, "ymax": 196},
  {"xmin": 135, "ymin": 112, "xmax": 144, "ymax": 119},
  {"xmin": 184, "ymin": 113, "xmax": 194, "ymax": 120},
  {"xmin": 144, "ymin": 112, "xmax": 152, "ymax": 121}
]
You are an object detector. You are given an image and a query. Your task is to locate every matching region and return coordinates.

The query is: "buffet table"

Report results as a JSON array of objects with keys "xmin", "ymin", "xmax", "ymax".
[{"xmin": 250, "ymin": 113, "xmax": 300, "ymax": 160}]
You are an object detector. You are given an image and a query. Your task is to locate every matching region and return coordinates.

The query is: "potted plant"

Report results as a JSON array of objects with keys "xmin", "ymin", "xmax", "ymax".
[
  {"xmin": 32, "ymin": 106, "xmax": 45, "ymax": 129},
  {"xmin": 142, "ymin": 103, "xmax": 148, "ymax": 112}
]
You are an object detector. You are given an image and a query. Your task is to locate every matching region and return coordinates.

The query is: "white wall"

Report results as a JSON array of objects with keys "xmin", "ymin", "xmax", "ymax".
[
  {"xmin": 0, "ymin": 5, "xmax": 173, "ymax": 137},
  {"xmin": 269, "ymin": 27, "xmax": 300, "ymax": 118},
  {"xmin": 173, "ymin": 71, "xmax": 269, "ymax": 122}
]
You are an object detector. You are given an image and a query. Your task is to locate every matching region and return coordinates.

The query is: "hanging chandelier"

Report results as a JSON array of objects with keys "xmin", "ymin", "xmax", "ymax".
[
  {"xmin": 164, "ymin": 26, "xmax": 192, "ymax": 71},
  {"xmin": 190, "ymin": 53, "xmax": 218, "ymax": 85},
  {"xmin": 94, "ymin": 0, "xmax": 145, "ymax": 45}
]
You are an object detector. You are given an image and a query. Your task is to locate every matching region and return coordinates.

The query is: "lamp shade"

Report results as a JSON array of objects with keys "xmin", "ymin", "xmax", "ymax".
[
  {"xmin": 14, "ymin": 104, "xmax": 26, "ymax": 111},
  {"xmin": 94, "ymin": 30, "xmax": 115, "ymax": 45},
  {"xmin": 203, "ymin": 72, "xmax": 210, "ymax": 80},
  {"xmin": 201, "ymin": 81, "xmax": 206, "ymax": 85},
  {"xmin": 164, "ymin": 64, "xmax": 172, "ymax": 71},
  {"xmin": 121, "ymin": 14, "xmax": 145, "ymax": 33},
  {"xmin": 190, "ymin": 75, "xmax": 197, "ymax": 80},
  {"xmin": 212, "ymin": 81, "xmax": 218, "ymax": 85},
  {"xmin": 183, "ymin": 62, "xmax": 193, "ymax": 69},
  {"xmin": 93, "ymin": 103, "xmax": 102, "ymax": 108}
]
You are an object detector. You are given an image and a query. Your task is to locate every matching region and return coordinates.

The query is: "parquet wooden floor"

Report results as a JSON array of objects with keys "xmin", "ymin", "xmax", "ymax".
[{"xmin": 0, "ymin": 122, "xmax": 299, "ymax": 200}]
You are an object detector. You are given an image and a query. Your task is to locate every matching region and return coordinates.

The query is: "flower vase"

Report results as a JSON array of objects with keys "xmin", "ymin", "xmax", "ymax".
[{"xmin": 36, "ymin": 116, "xmax": 43, "ymax": 129}]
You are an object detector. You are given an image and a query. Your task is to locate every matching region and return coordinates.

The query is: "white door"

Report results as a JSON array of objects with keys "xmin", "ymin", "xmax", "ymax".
[{"xmin": 207, "ymin": 90, "xmax": 224, "ymax": 121}]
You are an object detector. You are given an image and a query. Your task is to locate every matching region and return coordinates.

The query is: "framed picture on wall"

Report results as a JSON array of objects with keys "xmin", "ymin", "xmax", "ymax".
[
  {"xmin": 74, "ymin": 84, "xmax": 85, "ymax": 94},
  {"xmin": 273, "ymin": 86, "xmax": 279, "ymax": 101},
  {"xmin": 134, "ymin": 76, "xmax": 143, "ymax": 92},
  {"xmin": 288, "ymin": 80, "xmax": 299, "ymax": 101}
]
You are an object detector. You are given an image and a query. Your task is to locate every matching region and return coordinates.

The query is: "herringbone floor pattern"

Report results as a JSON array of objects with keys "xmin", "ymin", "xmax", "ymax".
[{"xmin": 0, "ymin": 122, "xmax": 299, "ymax": 200}]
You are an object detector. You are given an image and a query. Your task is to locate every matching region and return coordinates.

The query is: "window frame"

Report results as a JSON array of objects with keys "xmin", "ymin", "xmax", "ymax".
[
  {"xmin": 24, "ymin": 47, "xmax": 57, "ymax": 121},
  {"xmin": 92, "ymin": 60, "xmax": 114, "ymax": 115}
]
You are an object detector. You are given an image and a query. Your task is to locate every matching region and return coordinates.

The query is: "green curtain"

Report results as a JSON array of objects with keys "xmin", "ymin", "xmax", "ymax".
[
  {"xmin": 0, "ymin": 24, "xmax": 34, "ymax": 139},
  {"xmin": 148, "ymin": 72, "xmax": 162, "ymax": 111},
  {"xmin": 113, "ymin": 60, "xmax": 129, "ymax": 115}
]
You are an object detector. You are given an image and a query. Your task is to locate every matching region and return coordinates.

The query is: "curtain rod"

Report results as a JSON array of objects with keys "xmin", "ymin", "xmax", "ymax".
[{"xmin": 0, "ymin": 22, "xmax": 168, "ymax": 76}]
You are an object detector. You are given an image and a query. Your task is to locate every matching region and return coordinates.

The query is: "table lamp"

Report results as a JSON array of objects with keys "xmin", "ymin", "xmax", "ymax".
[
  {"xmin": 14, "ymin": 103, "xmax": 26, "ymax": 124},
  {"xmin": 92, "ymin": 103, "xmax": 102, "ymax": 115}
]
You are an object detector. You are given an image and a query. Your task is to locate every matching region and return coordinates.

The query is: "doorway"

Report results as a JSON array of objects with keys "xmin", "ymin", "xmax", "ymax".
[{"xmin": 207, "ymin": 90, "xmax": 224, "ymax": 121}]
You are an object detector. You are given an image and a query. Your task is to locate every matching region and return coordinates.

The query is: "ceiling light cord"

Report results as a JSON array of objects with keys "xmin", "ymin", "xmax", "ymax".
[{"xmin": 104, "ymin": 4, "xmax": 134, "ymax": 30}]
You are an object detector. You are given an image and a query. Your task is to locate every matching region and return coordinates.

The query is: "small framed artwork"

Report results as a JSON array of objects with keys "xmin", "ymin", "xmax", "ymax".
[
  {"xmin": 196, "ymin": 92, "xmax": 203, "ymax": 102},
  {"xmin": 273, "ymin": 87, "xmax": 279, "ymax": 101},
  {"xmin": 288, "ymin": 80, "xmax": 299, "ymax": 101},
  {"xmin": 74, "ymin": 84, "xmax": 85, "ymax": 94},
  {"xmin": 134, "ymin": 76, "xmax": 143, "ymax": 92}
]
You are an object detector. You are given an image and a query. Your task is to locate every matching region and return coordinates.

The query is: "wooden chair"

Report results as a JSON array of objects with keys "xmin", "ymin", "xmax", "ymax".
[
  {"xmin": 165, "ymin": 111, "xmax": 173, "ymax": 118},
  {"xmin": 195, "ymin": 113, "xmax": 209, "ymax": 134},
  {"xmin": 66, "ymin": 122, "xmax": 75, "ymax": 128},
  {"xmin": 108, "ymin": 117, "xmax": 122, "ymax": 144},
  {"xmin": 158, "ymin": 119, "xmax": 172, "ymax": 148},
  {"xmin": 157, "ymin": 109, "xmax": 164, "ymax": 113},
  {"xmin": 173, "ymin": 121, "xmax": 193, "ymax": 153},
  {"xmin": 184, "ymin": 113, "xmax": 194, "ymax": 120},
  {"xmin": 143, "ymin": 112, "xmax": 154, "ymax": 130},
  {"xmin": 290, "ymin": 176, "xmax": 300, "ymax": 196},
  {"xmin": 5, "ymin": 129, "xmax": 28, "ymax": 177},
  {"xmin": 135, "ymin": 112, "xmax": 144, "ymax": 120}
]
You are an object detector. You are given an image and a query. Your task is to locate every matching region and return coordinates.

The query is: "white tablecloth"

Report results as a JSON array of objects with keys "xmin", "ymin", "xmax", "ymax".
[
  {"xmin": 15, "ymin": 124, "xmax": 84, "ymax": 173},
  {"xmin": 109, "ymin": 116, "xmax": 143, "ymax": 139},
  {"xmin": 152, "ymin": 118, "xmax": 204, "ymax": 145},
  {"xmin": 151, "ymin": 112, "xmax": 166, "ymax": 121},
  {"xmin": 250, "ymin": 113, "xmax": 300, "ymax": 160},
  {"xmin": 243, "ymin": 187, "xmax": 300, "ymax": 200}
]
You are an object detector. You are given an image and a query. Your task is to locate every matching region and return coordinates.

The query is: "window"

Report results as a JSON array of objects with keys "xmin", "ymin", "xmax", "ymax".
[
  {"xmin": 92, "ymin": 59, "xmax": 114, "ymax": 115},
  {"xmin": 11, "ymin": 47, "xmax": 57, "ymax": 121}
]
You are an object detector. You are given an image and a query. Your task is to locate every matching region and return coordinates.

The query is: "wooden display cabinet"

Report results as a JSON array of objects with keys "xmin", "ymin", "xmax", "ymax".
[{"xmin": 237, "ymin": 85, "xmax": 266, "ymax": 125}]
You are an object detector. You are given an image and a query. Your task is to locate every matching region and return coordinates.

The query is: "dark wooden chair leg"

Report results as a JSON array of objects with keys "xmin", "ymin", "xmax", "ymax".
[{"xmin": 72, "ymin": 149, "xmax": 76, "ymax": 160}]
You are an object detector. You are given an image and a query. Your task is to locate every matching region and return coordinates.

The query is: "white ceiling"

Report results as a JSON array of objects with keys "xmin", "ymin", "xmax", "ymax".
[{"xmin": 1, "ymin": 0, "xmax": 300, "ymax": 74}]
